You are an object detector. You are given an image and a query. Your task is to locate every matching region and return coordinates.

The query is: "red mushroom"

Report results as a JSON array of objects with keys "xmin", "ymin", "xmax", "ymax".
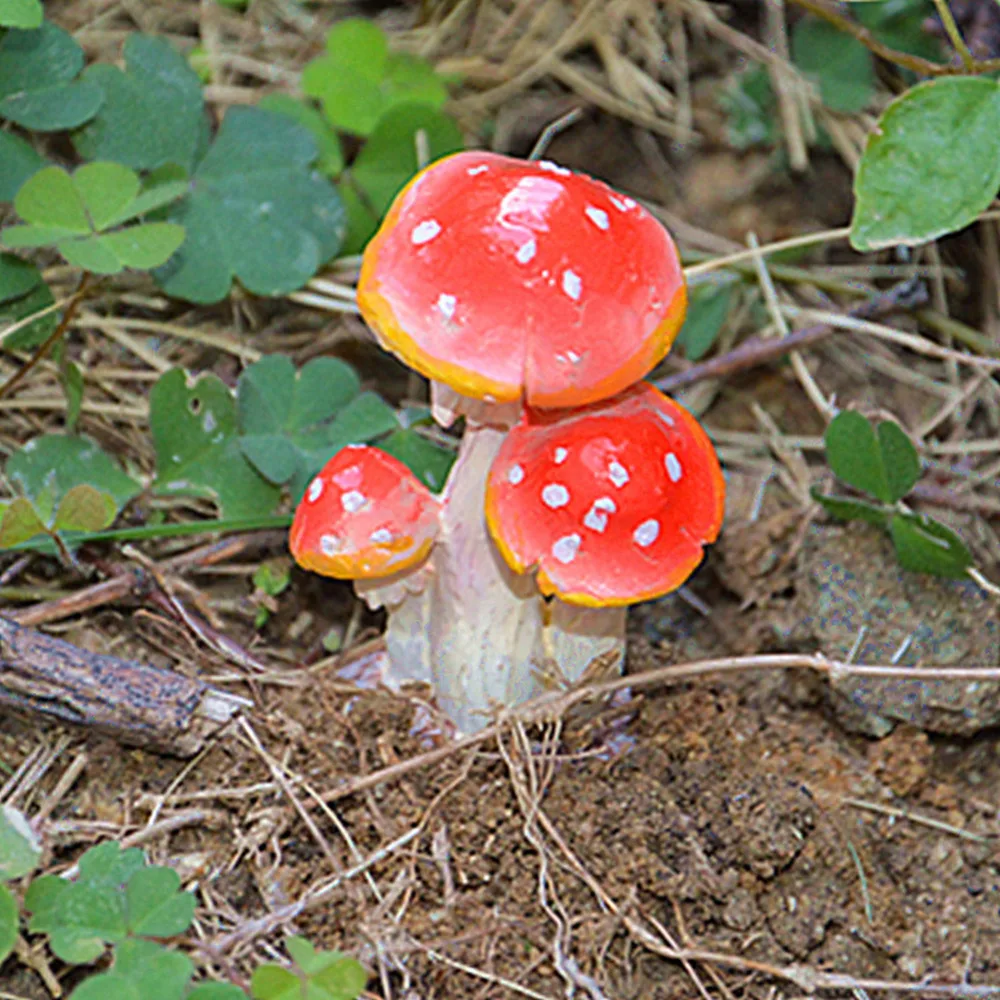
[
  {"xmin": 291, "ymin": 151, "xmax": 721, "ymax": 733},
  {"xmin": 289, "ymin": 445, "xmax": 440, "ymax": 579},
  {"xmin": 485, "ymin": 382, "xmax": 725, "ymax": 605}
]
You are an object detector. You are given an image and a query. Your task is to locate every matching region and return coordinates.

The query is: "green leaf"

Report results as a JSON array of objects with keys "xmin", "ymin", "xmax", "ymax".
[
  {"xmin": 251, "ymin": 938, "xmax": 367, "ymax": 1000},
  {"xmin": 72, "ymin": 35, "xmax": 207, "ymax": 173},
  {"xmin": 153, "ymin": 106, "xmax": 346, "ymax": 303},
  {"xmin": 824, "ymin": 411, "xmax": 920, "ymax": 504},
  {"xmin": 6, "ymin": 434, "xmax": 141, "ymax": 512},
  {"xmin": 23, "ymin": 874, "xmax": 68, "ymax": 922},
  {"xmin": 855, "ymin": 0, "xmax": 943, "ymax": 62},
  {"xmin": 188, "ymin": 985, "xmax": 249, "ymax": 1000},
  {"xmin": 99, "ymin": 223, "xmax": 187, "ymax": 269},
  {"xmin": 338, "ymin": 182, "xmax": 381, "ymax": 255},
  {"xmin": 68, "ymin": 939, "xmax": 194, "ymax": 1000},
  {"xmin": 890, "ymin": 511, "xmax": 973, "ymax": 577},
  {"xmin": 77, "ymin": 843, "xmax": 146, "ymax": 890},
  {"xmin": 0, "ymin": 0, "xmax": 43, "ymax": 29},
  {"xmin": 0, "ymin": 274, "xmax": 57, "ymax": 351},
  {"xmin": 676, "ymin": 280, "xmax": 734, "ymax": 361},
  {"xmin": 791, "ymin": 16, "xmax": 874, "ymax": 114},
  {"xmin": 38, "ymin": 882, "xmax": 127, "ymax": 963},
  {"xmin": 73, "ymin": 162, "xmax": 141, "ymax": 229},
  {"xmin": 349, "ymin": 103, "xmax": 464, "ymax": 219},
  {"xmin": 877, "ymin": 419, "xmax": 920, "ymax": 503},
  {"xmin": 52, "ymin": 484, "xmax": 117, "ymax": 533},
  {"xmin": 250, "ymin": 965, "xmax": 299, "ymax": 1000},
  {"xmin": 0, "ymin": 885, "xmax": 17, "ymax": 965},
  {"xmin": 851, "ymin": 77, "xmax": 1000, "ymax": 251},
  {"xmin": 0, "ymin": 804, "xmax": 42, "ymax": 880},
  {"xmin": 150, "ymin": 368, "xmax": 281, "ymax": 519},
  {"xmin": 378, "ymin": 428, "xmax": 454, "ymax": 493},
  {"xmin": 303, "ymin": 17, "xmax": 450, "ymax": 136},
  {"xmin": 125, "ymin": 866, "xmax": 196, "ymax": 938},
  {"xmin": 0, "ymin": 251, "xmax": 41, "ymax": 302},
  {"xmin": 0, "ymin": 23, "xmax": 103, "ymax": 130},
  {"xmin": 58, "ymin": 234, "xmax": 125, "ymax": 274},
  {"xmin": 14, "ymin": 165, "xmax": 90, "ymax": 232},
  {"xmin": 810, "ymin": 487, "xmax": 890, "ymax": 527},
  {"xmin": 0, "ymin": 131, "xmax": 46, "ymax": 201},
  {"xmin": 257, "ymin": 94, "xmax": 345, "ymax": 177},
  {"xmin": 236, "ymin": 354, "xmax": 364, "ymax": 493},
  {"xmin": 0, "ymin": 497, "xmax": 49, "ymax": 547}
]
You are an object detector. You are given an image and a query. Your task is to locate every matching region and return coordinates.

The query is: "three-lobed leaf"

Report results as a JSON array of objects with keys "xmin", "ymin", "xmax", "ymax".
[
  {"xmin": 150, "ymin": 368, "xmax": 281, "ymax": 519},
  {"xmin": 72, "ymin": 34, "xmax": 208, "ymax": 173},
  {"xmin": 0, "ymin": 22, "xmax": 103, "ymax": 130},
  {"xmin": 302, "ymin": 18, "xmax": 448, "ymax": 137},
  {"xmin": 851, "ymin": 77, "xmax": 1000, "ymax": 251},
  {"xmin": 251, "ymin": 936, "xmax": 367, "ymax": 1000},
  {"xmin": 68, "ymin": 939, "xmax": 194, "ymax": 1000},
  {"xmin": 824, "ymin": 410, "xmax": 919, "ymax": 505},
  {"xmin": 153, "ymin": 107, "xmax": 346, "ymax": 303}
]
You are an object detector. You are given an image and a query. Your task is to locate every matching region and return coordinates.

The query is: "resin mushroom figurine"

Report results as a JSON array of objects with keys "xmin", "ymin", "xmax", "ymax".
[{"xmin": 290, "ymin": 150, "xmax": 724, "ymax": 733}]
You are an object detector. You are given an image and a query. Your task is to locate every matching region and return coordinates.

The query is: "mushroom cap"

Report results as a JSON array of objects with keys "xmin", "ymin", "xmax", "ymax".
[
  {"xmin": 357, "ymin": 151, "xmax": 686, "ymax": 409},
  {"xmin": 289, "ymin": 445, "xmax": 440, "ymax": 579},
  {"xmin": 484, "ymin": 383, "xmax": 724, "ymax": 606}
]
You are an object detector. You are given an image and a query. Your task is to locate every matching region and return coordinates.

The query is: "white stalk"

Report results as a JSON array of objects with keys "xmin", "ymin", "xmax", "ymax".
[{"xmin": 358, "ymin": 391, "xmax": 625, "ymax": 734}]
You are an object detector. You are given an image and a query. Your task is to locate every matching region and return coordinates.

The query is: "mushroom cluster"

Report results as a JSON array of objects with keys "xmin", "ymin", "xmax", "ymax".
[{"xmin": 290, "ymin": 151, "xmax": 724, "ymax": 733}]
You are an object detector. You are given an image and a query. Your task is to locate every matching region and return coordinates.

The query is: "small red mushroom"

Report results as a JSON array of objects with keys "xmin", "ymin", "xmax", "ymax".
[
  {"xmin": 289, "ymin": 445, "xmax": 439, "ymax": 579},
  {"xmin": 485, "ymin": 382, "xmax": 725, "ymax": 606}
]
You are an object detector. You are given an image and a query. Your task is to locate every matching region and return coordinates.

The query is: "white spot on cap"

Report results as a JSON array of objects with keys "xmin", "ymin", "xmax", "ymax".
[
  {"xmin": 562, "ymin": 270, "xmax": 582, "ymax": 301},
  {"xmin": 341, "ymin": 490, "xmax": 366, "ymax": 513},
  {"xmin": 554, "ymin": 447, "xmax": 568, "ymax": 464},
  {"xmin": 320, "ymin": 534, "xmax": 343, "ymax": 556},
  {"xmin": 657, "ymin": 409, "xmax": 675, "ymax": 427},
  {"xmin": 411, "ymin": 219, "xmax": 442, "ymax": 245},
  {"xmin": 507, "ymin": 464, "xmax": 525, "ymax": 485},
  {"xmin": 516, "ymin": 238, "xmax": 537, "ymax": 264},
  {"xmin": 585, "ymin": 206, "xmax": 610, "ymax": 230},
  {"xmin": 369, "ymin": 528, "xmax": 393, "ymax": 545},
  {"xmin": 634, "ymin": 519, "xmax": 660, "ymax": 548},
  {"xmin": 552, "ymin": 533, "xmax": 581, "ymax": 564},
  {"xmin": 583, "ymin": 496, "xmax": 616, "ymax": 533},
  {"xmin": 665, "ymin": 453, "xmax": 683, "ymax": 482},
  {"xmin": 608, "ymin": 460, "xmax": 629, "ymax": 488},
  {"xmin": 437, "ymin": 293, "xmax": 457, "ymax": 319},
  {"xmin": 609, "ymin": 194, "xmax": 636, "ymax": 212},
  {"xmin": 542, "ymin": 483, "xmax": 570, "ymax": 509},
  {"xmin": 537, "ymin": 160, "xmax": 571, "ymax": 176},
  {"xmin": 307, "ymin": 478, "xmax": 323, "ymax": 503},
  {"xmin": 467, "ymin": 164, "xmax": 489, "ymax": 175}
]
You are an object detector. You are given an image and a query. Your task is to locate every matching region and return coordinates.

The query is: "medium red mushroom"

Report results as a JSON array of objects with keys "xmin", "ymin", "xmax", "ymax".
[{"xmin": 291, "ymin": 151, "xmax": 723, "ymax": 733}]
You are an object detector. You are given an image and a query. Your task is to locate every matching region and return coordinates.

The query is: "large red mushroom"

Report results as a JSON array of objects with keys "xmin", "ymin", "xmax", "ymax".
[{"xmin": 291, "ymin": 151, "xmax": 723, "ymax": 733}]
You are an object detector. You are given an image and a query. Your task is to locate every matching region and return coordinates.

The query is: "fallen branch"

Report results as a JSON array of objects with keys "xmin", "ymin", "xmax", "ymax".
[{"xmin": 0, "ymin": 615, "xmax": 247, "ymax": 756}]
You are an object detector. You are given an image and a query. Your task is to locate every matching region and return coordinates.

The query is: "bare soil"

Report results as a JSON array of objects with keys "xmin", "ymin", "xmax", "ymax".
[{"xmin": 2, "ymin": 2, "xmax": 999, "ymax": 998}]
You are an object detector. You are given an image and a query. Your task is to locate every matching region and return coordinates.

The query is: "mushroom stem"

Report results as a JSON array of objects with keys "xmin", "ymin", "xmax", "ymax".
[{"xmin": 368, "ymin": 402, "xmax": 624, "ymax": 733}]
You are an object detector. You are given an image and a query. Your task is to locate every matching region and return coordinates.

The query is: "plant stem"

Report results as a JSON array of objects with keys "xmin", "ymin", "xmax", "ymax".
[
  {"xmin": 0, "ymin": 272, "xmax": 92, "ymax": 401},
  {"xmin": 930, "ymin": 0, "xmax": 976, "ymax": 70},
  {"xmin": 789, "ymin": 0, "xmax": 1000, "ymax": 77}
]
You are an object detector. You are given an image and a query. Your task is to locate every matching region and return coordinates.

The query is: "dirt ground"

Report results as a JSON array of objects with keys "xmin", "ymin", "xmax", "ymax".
[{"xmin": 2, "ymin": 1, "xmax": 1000, "ymax": 998}]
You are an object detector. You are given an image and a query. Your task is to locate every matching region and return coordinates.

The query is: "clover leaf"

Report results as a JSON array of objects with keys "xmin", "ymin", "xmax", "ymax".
[
  {"xmin": 251, "ymin": 936, "xmax": 367, "ymax": 1000},
  {"xmin": 0, "ymin": 22, "xmax": 103, "ymax": 130},
  {"xmin": 150, "ymin": 368, "xmax": 281, "ymax": 519},
  {"xmin": 1, "ymin": 163, "xmax": 187, "ymax": 274},
  {"xmin": 0, "ymin": 0, "xmax": 43, "ymax": 28},
  {"xmin": 791, "ymin": 16, "xmax": 874, "ymax": 115},
  {"xmin": 823, "ymin": 410, "xmax": 919, "ymax": 505},
  {"xmin": 152, "ymin": 107, "xmax": 346, "ymax": 303},
  {"xmin": 72, "ymin": 34, "xmax": 208, "ymax": 173},
  {"xmin": 68, "ymin": 939, "xmax": 194, "ymax": 1000},
  {"xmin": 378, "ymin": 428, "xmax": 455, "ymax": 493},
  {"xmin": 257, "ymin": 94, "xmax": 344, "ymax": 177},
  {"xmin": 302, "ymin": 18, "xmax": 448, "ymax": 137},
  {"xmin": 890, "ymin": 512, "xmax": 973, "ymax": 578}
]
